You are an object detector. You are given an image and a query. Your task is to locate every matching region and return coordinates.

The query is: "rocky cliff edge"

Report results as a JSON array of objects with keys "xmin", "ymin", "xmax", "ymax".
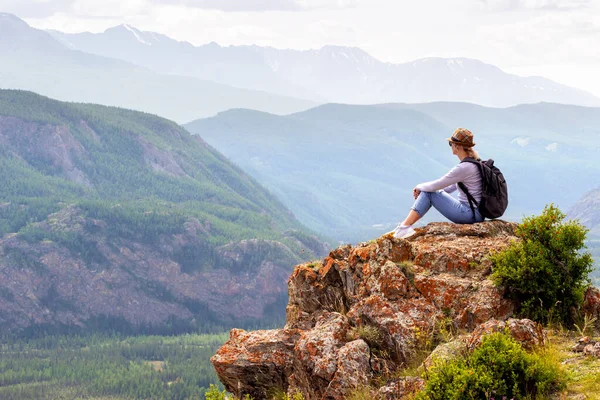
[
  {"xmin": 211, "ymin": 221, "xmax": 522, "ymax": 398},
  {"xmin": 211, "ymin": 220, "xmax": 600, "ymax": 399}
]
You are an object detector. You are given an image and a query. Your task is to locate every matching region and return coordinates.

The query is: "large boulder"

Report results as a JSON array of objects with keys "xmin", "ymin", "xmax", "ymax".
[
  {"xmin": 289, "ymin": 312, "xmax": 352, "ymax": 399},
  {"xmin": 424, "ymin": 318, "xmax": 545, "ymax": 371},
  {"xmin": 465, "ymin": 318, "xmax": 546, "ymax": 351},
  {"xmin": 211, "ymin": 328, "xmax": 301, "ymax": 399}
]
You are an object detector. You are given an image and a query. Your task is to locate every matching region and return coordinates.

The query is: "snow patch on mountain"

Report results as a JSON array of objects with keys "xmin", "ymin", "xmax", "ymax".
[
  {"xmin": 122, "ymin": 24, "xmax": 151, "ymax": 46},
  {"xmin": 47, "ymin": 30, "xmax": 78, "ymax": 50}
]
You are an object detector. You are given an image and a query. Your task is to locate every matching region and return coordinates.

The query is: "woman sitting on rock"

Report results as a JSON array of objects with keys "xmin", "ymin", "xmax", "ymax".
[{"xmin": 393, "ymin": 128, "xmax": 483, "ymax": 239}]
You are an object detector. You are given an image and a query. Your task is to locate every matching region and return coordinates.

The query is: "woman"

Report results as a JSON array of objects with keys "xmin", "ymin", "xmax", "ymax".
[{"xmin": 393, "ymin": 128, "xmax": 484, "ymax": 239}]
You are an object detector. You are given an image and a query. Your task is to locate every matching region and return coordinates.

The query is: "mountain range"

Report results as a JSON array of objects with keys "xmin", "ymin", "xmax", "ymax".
[
  {"xmin": 186, "ymin": 102, "xmax": 600, "ymax": 243},
  {"xmin": 1, "ymin": 12, "xmax": 598, "ymax": 125},
  {"xmin": 0, "ymin": 89, "xmax": 327, "ymax": 335},
  {"xmin": 48, "ymin": 22, "xmax": 600, "ymax": 108},
  {"xmin": 0, "ymin": 13, "xmax": 315, "ymax": 123}
]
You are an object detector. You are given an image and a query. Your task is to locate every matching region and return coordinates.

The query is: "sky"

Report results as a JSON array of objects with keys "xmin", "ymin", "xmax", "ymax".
[{"xmin": 2, "ymin": 0, "xmax": 600, "ymax": 97}]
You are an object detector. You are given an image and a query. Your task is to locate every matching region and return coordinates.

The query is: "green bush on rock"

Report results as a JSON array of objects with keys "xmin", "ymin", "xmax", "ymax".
[
  {"xmin": 205, "ymin": 384, "xmax": 227, "ymax": 400},
  {"xmin": 415, "ymin": 332, "xmax": 565, "ymax": 400},
  {"xmin": 490, "ymin": 204, "xmax": 593, "ymax": 325}
]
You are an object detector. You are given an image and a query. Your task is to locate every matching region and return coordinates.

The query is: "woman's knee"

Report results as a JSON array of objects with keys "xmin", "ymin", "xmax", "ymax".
[{"xmin": 418, "ymin": 191, "xmax": 435, "ymax": 200}]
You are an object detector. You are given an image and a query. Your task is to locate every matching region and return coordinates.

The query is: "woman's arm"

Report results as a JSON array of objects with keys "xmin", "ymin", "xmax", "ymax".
[
  {"xmin": 444, "ymin": 184, "xmax": 457, "ymax": 193},
  {"xmin": 415, "ymin": 164, "xmax": 470, "ymax": 192}
]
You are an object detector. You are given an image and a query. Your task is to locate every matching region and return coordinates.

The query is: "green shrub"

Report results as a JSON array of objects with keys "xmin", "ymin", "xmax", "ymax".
[
  {"xmin": 267, "ymin": 388, "xmax": 305, "ymax": 400},
  {"xmin": 490, "ymin": 204, "xmax": 593, "ymax": 324},
  {"xmin": 205, "ymin": 384, "xmax": 226, "ymax": 400},
  {"xmin": 281, "ymin": 392, "xmax": 305, "ymax": 400},
  {"xmin": 416, "ymin": 332, "xmax": 565, "ymax": 400}
]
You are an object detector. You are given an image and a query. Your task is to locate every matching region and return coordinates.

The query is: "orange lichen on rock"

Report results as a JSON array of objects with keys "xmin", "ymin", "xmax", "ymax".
[
  {"xmin": 318, "ymin": 257, "xmax": 336, "ymax": 278},
  {"xmin": 348, "ymin": 244, "xmax": 376, "ymax": 267}
]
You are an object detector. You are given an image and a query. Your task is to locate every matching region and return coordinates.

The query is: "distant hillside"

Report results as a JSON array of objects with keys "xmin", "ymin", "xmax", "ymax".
[
  {"xmin": 0, "ymin": 90, "xmax": 327, "ymax": 336},
  {"xmin": 0, "ymin": 13, "xmax": 315, "ymax": 123},
  {"xmin": 186, "ymin": 102, "xmax": 600, "ymax": 243},
  {"xmin": 568, "ymin": 187, "xmax": 600, "ymax": 236},
  {"xmin": 568, "ymin": 187, "xmax": 600, "ymax": 283},
  {"xmin": 49, "ymin": 23, "xmax": 600, "ymax": 107}
]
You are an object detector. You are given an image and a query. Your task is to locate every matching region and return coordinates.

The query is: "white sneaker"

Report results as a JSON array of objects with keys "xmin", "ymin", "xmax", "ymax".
[{"xmin": 393, "ymin": 224, "xmax": 416, "ymax": 239}]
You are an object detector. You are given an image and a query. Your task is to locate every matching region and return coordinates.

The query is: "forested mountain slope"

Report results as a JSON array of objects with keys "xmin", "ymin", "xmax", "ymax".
[{"xmin": 0, "ymin": 90, "xmax": 327, "ymax": 335}]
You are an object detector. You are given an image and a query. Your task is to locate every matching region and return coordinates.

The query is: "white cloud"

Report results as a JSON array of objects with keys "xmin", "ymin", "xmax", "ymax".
[
  {"xmin": 149, "ymin": 0, "xmax": 358, "ymax": 12},
  {"xmin": 72, "ymin": 0, "xmax": 148, "ymax": 17},
  {"xmin": 479, "ymin": 0, "xmax": 593, "ymax": 11},
  {"xmin": 0, "ymin": 0, "xmax": 75, "ymax": 18},
  {"xmin": 475, "ymin": 11, "xmax": 600, "ymax": 66},
  {"xmin": 297, "ymin": 0, "xmax": 358, "ymax": 9},
  {"xmin": 304, "ymin": 19, "xmax": 358, "ymax": 45},
  {"xmin": 546, "ymin": 142, "xmax": 558, "ymax": 152},
  {"xmin": 0, "ymin": 0, "xmax": 357, "ymax": 19},
  {"xmin": 511, "ymin": 137, "xmax": 530, "ymax": 147}
]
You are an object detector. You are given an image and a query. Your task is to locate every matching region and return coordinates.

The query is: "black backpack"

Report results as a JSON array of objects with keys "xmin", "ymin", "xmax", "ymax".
[{"xmin": 457, "ymin": 157, "xmax": 508, "ymax": 220}]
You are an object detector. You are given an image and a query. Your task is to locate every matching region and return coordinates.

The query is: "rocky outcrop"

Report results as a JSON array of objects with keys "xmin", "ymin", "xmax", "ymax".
[
  {"xmin": 212, "ymin": 221, "xmax": 519, "ymax": 399},
  {"xmin": 0, "ymin": 115, "xmax": 91, "ymax": 186}
]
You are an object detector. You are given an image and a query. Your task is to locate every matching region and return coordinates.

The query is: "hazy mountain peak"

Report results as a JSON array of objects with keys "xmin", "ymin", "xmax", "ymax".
[
  {"xmin": 104, "ymin": 24, "xmax": 153, "ymax": 46},
  {"xmin": 411, "ymin": 57, "xmax": 491, "ymax": 67},
  {"xmin": 205, "ymin": 41, "xmax": 222, "ymax": 48},
  {"xmin": 317, "ymin": 44, "xmax": 377, "ymax": 62},
  {"xmin": 0, "ymin": 12, "xmax": 29, "ymax": 28},
  {"xmin": 0, "ymin": 12, "xmax": 22, "ymax": 21},
  {"xmin": 122, "ymin": 24, "xmax": 152, "ymax": 46},
  {"xmin": 407, "ymin": 57, "xmax": 506, "ymax": 80},
  {"xmin": 319, "ymin": 44, "xmax": 363, "ymax": 52},
  {"xmin": 0, "ymin": 13, "xmax": 66, "ymax": 52},
  {"xmin": 445, "ymin": 58, "xmax": 466, "ymax": 67}
]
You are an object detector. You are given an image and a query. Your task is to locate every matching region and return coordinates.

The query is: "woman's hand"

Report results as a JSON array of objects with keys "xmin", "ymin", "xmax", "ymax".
[{"xmin": 413, "ymin": 188, "xmax": 421, "ymax": 199}]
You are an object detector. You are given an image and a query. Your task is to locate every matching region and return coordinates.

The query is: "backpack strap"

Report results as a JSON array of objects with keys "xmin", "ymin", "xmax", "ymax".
[
  {"xmin": 458, "ymin": 157, "xmax": 481, "ymax": 223},
  {"xmin": 457, "ymin": 182, "xmax": 478, "ymax": 222}
]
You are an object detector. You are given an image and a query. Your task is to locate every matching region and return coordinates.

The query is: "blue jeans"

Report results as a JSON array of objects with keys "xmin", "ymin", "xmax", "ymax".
[{"xmin": 412, "ymin": 191, "xmax": 484, "ymax": 224}]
